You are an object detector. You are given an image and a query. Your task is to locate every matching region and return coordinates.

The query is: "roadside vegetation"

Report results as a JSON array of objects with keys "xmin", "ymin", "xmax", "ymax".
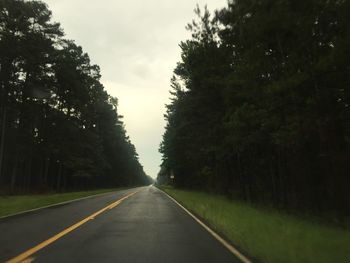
[
  {"xmin": 0, "ymin": 0, "xmax": 152, "ymax": 193},
  {"xmin": 159, "ymin": 0, "xmax": 350, "ymax": 223},
  {"xmin": 0, "ymin": 188, "xmax": 130, "ymax": 218},
  {"xmin": 161, "ymin": 187, "xmax": 350, "ymax": 263},
  {"xmin": 158, "ymin": 1, "xmax": 350, "ymax": 261}
]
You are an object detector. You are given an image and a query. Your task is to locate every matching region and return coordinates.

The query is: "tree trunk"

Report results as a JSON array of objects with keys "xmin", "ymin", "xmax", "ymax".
[
  {"xmin": 25, "ymin": 157, "xmax": 32, "ymax": 191},
  {"xmin": 43, "ymin": 157, "xmax": 50, "ymax": 186},
  {"xmin": 56, "ymin": 163, "xmax": 63, "ymax": 191},
  {"xmin": 10, "ymin": 154, "xmax": 19, "ymax": 193},
  {"xmin": 0, "ymin": 106, "xmax": 7, "ymax": 182}
]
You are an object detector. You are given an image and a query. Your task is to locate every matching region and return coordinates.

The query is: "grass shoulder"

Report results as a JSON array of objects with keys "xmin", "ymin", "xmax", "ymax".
[
  {"xmin": 0, "ymin": 187, "xmax": 128, "ymax": 218},
  {"xmin": 159, "ymin": 186, "xmax": 350, "ymax": 263}
]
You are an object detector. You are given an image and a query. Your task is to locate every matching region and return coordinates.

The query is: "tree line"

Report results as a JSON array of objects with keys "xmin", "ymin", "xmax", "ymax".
[
  {"xmin": 159, "ymin": 0, "xmax": 350, "ymax": 219},
  {"xmin": 0, "ymin": 0, "xmax": 151, "ymax": 193}
]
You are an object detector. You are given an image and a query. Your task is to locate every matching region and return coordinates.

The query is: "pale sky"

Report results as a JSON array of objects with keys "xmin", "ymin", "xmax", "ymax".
[{"xmin": 45, "ymin": 0, "xmax": 227, "ymax": 178}]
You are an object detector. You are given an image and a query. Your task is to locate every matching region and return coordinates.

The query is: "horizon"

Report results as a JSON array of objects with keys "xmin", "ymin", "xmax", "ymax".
[{"xmin": 44, "ymin": 0, "xmax": 227, "ymax": 178}]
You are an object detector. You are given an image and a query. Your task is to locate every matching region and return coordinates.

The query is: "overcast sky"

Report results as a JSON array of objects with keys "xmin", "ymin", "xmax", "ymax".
[{"xmin": 45, "ymin": 0, "xmax": 227, "ymax": 178}]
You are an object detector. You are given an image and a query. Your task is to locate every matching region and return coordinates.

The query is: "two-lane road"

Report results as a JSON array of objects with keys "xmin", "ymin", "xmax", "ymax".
[{"xmin": 0, "ymin": 186, "xmax": 241, "ymax": 263}]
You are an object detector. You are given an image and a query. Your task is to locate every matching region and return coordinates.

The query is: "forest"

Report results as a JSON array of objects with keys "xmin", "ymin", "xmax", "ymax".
[
  {"xmin": 159, "ymin": 0, "xmax": 350, "ymax": 220},
  {"xmin": 0, "ymin": 0, "xmax": 151, "ymax": 193}
]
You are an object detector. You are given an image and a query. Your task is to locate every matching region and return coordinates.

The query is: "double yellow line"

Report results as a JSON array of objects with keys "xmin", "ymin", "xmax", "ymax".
[{"xmin": 6, "ymin": 190, "xmax": 139, "ymax": 263}]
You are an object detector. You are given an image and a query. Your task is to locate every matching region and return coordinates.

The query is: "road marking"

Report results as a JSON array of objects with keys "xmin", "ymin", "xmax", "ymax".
[
  {"xmin": 19, "ymin": 257, "xmax": 34, "ymax": 263},
  {"xmin": 6, "ymin": 190, "xmax": 139, "ymax": 263},
  {"xmin": 0, "ymin": 188, "xmax": 140, "ymax": 220},
  {"xmin": 159, "ymin": 188, "xmax": 252, "ymax": 263},
  {"xmin": 108, "ymin": 200, "xmax": 122, "ymax": 210}
]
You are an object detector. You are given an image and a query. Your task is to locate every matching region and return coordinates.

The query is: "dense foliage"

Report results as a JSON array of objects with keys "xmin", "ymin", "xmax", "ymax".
[
  {"xmin": 0, "ymin": 0, "xmax": 150, "ymax": 192},
  {"xmin": 159, "ymin": 0, "xmax": 350, "ymax": 218}
]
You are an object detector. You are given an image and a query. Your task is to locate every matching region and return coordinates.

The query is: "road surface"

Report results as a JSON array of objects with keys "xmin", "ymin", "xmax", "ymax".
[{"xmin": 0, "ymin": 186, "xmax": 241, "ymax": 263}]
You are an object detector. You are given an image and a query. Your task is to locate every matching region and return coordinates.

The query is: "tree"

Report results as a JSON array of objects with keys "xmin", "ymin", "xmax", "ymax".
[
  {"xmin": 0, "ymin": 0, "xmax": 149, "ymax": 193},
  {"xmin": 160, "ymin": 0, "xmax": 350, "ymax": 219}
]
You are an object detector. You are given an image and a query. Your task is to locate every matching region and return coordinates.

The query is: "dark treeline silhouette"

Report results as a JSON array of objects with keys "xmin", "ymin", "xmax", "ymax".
[
  {"xmin": 0, "ymin": 0, "xmax": 151, "ymax": 193},
  {"xmin": 159, "ymin": 0, "xmax": 350, "ymax": 220}
]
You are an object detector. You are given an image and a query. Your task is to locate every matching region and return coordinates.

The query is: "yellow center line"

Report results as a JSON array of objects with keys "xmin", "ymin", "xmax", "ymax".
[
  {"xmin": 108, "ymin": 200, "xmax": 122, "ymax": 210},
  {"xmin": 19, "ymin": 257, "xmax": 35, "ymax": 263},
  {"xmin": 6, "ymin": 190, "xmax": 140, "ymax": 263}
]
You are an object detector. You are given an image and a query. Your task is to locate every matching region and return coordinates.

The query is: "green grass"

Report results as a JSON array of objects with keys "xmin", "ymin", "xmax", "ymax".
[
  {"xmin": 0, "ymin": 188, "xmax": 127, "ymax": 218},
  {"xmin": 160, "ymin": 186, "xmax": 350, "ymax": 263}
]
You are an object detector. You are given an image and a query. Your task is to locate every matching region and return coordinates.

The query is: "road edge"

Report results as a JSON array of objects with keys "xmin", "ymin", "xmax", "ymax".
[
  {"xmin": 0, "ymin": 187, "xmax": 139, "ymax": 220},
  {"xmin": 156, "ymin": 186, "xmax": 252, "ymax": 263},
  {"xmin": 5, "ymin": 189, "xmax": 141, "ymax": 263}
]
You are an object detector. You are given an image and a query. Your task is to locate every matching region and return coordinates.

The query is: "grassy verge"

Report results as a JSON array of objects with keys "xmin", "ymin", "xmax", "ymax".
[
  {"xmin": 0, "ymin": 188, "xmax": 127, "ymax": 218},
  {"xmin": 160, "ymin": 186, "xmax": 350, "ymax": 263}
]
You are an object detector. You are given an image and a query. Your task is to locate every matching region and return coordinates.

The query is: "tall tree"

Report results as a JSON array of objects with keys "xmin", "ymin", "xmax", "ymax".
[
  {"xmin": 160, "ymin": 0, "xmax": 350, "ymax": 219},
  {"xmin": 0, "ymin": 0, "xmax": 149, "ymax": 193}
]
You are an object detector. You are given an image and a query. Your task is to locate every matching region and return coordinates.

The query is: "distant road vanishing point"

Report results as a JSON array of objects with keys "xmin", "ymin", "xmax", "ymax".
[{"xmin": 0, "ymin": 186, "xmax": 242, "ymax": 263}]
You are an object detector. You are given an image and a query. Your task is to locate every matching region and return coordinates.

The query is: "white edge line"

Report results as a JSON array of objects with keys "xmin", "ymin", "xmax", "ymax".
[
  {"xmin": 0, "ymin": 187, "xmax": 140, "ymax": 220},
  {"xmin": 157, "ymin": 187, "xmax": 252, "ymax": 263}
]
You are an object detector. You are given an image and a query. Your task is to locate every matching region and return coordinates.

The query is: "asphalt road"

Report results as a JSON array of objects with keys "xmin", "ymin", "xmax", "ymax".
[{"xmin": 0, "ymin": 186, "xmax": 241, "ymax": 263}]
